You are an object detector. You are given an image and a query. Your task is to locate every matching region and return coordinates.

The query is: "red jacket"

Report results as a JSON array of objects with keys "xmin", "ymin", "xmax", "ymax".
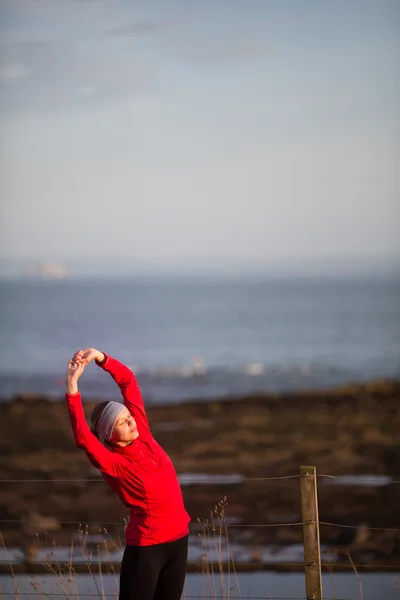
[{"xmin": 65, "ymin": 354, "xmax": 190, "ymax": 546}]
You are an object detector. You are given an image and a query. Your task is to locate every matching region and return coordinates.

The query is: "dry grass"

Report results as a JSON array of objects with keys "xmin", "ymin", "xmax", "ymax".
[
  {"xmin": 196, "ymin": 497, "xmax": 242, "ymax": 600},
  {"xmin": 0, "ymin": 508, "xmax": 388, "ymax": 600}
]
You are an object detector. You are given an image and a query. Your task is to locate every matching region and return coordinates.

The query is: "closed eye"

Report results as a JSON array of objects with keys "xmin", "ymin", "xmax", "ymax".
[{"xmin": 119, "ymin": 414, "xmax": 131, "ymax": 425}]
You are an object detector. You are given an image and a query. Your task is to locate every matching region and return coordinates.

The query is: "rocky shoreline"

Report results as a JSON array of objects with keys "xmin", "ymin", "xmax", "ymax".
[{"xmin": 1, "ymin": 380, "xmax": 399, "ymax": 567}]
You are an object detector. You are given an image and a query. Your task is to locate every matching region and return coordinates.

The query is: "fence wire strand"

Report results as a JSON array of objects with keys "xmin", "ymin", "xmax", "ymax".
[
  {"xmin": 0, "ymin": 519, "xmax": 305, "ymax": 527},
  {"xmin": 0, "ymin": 594, "xmax": 361, "ymax": 599},
  {"xmin": 318, "ymin": 474, "xmax": 400, "ymax": 484},
  {"xmin": 1, "ymin": 518, "xmax": 400, "ymax": 532},
  {"xmin": 1, "ymin": 560, "xmax": 400, "ymax": 569},
  {"xmin": 0, "ymin": 475, "xmax": 302, "ymax": 483},
  {"xmin": 319, "ymin": 521, "xmax": 400, "ymax": 532},
  {"xmin": 1, "ymin": 473, "xmax": 400, "ymax": 484}
]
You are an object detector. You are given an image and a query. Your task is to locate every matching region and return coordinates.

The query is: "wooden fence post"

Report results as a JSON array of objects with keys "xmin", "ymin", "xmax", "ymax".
[{"xmin": 300, "ymin": 466, "xmax": 323, "ymax": 600}]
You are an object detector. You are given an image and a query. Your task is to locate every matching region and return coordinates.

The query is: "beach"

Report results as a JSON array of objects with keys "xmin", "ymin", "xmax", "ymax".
[{"xmin": 1, "ymin": 379, "xmax": 399, "ymax": 568}]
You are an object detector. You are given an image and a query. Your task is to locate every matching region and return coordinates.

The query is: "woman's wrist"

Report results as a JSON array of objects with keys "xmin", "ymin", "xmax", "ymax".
[
  {"xmin": 66, "ymin": 381, "xmax": 79, "ymax": 395},
  {"xmin": 95, "ymin": 351, "xmax": 106, "ymax": 364}
]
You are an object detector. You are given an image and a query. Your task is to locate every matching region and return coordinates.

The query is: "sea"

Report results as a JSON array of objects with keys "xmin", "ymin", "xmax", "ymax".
[
  {"xmin": 1, "ymin": 571, "xmax": 399, "ymax": 600},
  {"xmin": 0, "ymin": 277, "xmax": 399, "ymax": 404}
]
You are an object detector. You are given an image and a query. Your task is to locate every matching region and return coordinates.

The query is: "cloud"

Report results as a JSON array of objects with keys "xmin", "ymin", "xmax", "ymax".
[
  {"xmin": 107, "ymin": 13, "xmax": 268, "ymax": 66},
  {"xmin": 0, "ymin": 39, "xmax": 152, "ymax": 113},
  {"xmin": 78, "ymin": 84, "xmax": 96, "ymax": 97},
  {"xmin": 108, "ymin": 18, "xmax": 170, "ymax": 37},
  {"xmin": 0, "ymin": 61, "xmax": 30, "ymax": 82},
  {"xmin": 173, "ymin": 36, "xmax": 266, "ymax": 65}
]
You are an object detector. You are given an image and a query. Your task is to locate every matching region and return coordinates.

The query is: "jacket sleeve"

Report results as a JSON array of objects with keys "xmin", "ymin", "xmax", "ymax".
[
  {"xmin": 65, "ymin": 392, "xmax": 124, "ymax": 476},
  {"xmin": 96, "ymin": 354, "xmax": 151, "ymax": 434}
]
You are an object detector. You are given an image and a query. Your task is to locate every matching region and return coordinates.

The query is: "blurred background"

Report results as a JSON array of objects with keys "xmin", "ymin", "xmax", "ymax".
[
  {"xmin": 0, "ymin": 0, "xmax": 399, "ymax": 402},
  {"xmin": 0, "ymin": 0, "xmax": 400, "ymax": 595}
]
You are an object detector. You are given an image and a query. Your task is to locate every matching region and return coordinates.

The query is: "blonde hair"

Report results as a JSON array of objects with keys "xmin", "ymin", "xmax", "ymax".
[{"xmin": 90, "ymin": 401, "xmax": 111, "ymax": 439}]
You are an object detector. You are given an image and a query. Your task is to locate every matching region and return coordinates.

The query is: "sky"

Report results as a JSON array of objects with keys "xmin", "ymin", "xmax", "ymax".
[{"xmin": 0, "ymin": 0, "xmax": 399, "ymax": 278}]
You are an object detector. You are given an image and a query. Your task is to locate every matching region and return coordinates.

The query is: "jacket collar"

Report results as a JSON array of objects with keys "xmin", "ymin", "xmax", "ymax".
[{"xmin": 105, "ymin": 438, "xmax": 141, "ymax": 455}]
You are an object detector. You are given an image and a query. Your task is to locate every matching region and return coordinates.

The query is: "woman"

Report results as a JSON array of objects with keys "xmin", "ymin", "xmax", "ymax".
[{"xmin": 65, "ymin": 348, "xmax": 190, "ymax": 600}]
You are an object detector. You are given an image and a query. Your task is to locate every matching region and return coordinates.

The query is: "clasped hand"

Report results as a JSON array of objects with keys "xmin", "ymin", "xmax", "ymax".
[{"xmin": 65, "ymin": 348, "xmax": 103, "ymax": 393}]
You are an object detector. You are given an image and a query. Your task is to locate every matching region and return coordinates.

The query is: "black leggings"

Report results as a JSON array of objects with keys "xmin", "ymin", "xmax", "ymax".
[{"xmin": 119, "ymin": 535, "xmax": 188, "ymax": 600}]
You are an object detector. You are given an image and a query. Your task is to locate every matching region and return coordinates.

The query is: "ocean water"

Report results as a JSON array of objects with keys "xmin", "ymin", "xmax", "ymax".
[
  {"xmin": 0, "ymin": 278, "xmax": 399, "ymax": 403},
  {"xmin": 1, "ymin": 571, "xmax": 399, "ymax": 600}
]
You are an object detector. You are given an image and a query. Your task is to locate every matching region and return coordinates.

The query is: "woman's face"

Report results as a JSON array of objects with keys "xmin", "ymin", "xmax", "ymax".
[{"xmin": 110, "ymin": 407, "xmax": 139, "ymax": 445}]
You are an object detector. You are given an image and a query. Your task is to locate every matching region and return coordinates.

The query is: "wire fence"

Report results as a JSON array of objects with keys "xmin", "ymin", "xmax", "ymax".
[
  {"xmin": 1, "ymin": 470, "xmax": 399, "ymax": 599},
  {"xmin": 1, "ymin": 473, "xmax": 399, "ymax": 531}
]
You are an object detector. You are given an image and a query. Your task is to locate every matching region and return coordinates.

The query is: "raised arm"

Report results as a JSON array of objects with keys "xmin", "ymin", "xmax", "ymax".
[
  {"xmin": 74, "ymin": 349, "xmax": 150, "ymax": 434},
  {"xmin": 65, "ymin": 359, "xmax": 124, "ymax": 476}
]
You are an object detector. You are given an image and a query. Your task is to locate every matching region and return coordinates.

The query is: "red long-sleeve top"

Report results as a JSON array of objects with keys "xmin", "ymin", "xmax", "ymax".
[{"xmin": 65, "ymin": 354, "xmax": 190, "ymax": 546}]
